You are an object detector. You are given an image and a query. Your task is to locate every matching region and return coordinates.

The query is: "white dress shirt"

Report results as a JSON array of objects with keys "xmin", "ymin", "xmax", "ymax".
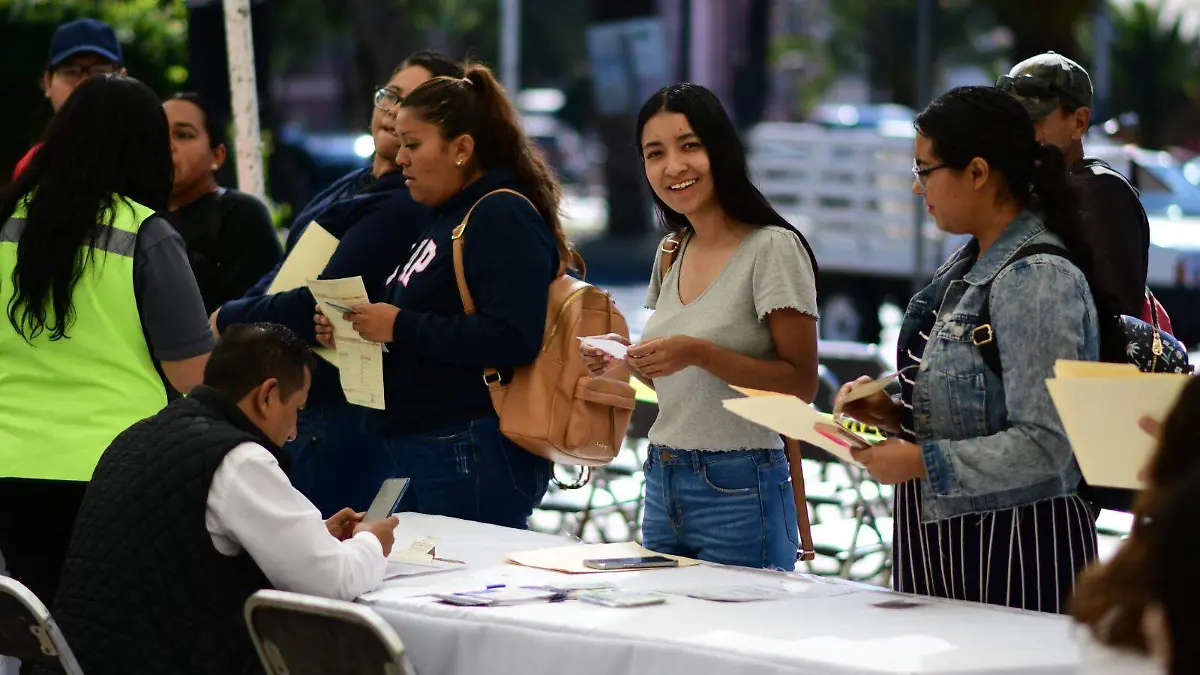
[{"xmin": 205, "ymin": 442, "xmax": 387, "ymax": 601}]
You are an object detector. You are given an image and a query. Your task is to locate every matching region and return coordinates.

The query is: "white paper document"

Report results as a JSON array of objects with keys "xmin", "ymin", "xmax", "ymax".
[
  {"xmin": 579, "ymin": 336, "xmax": 628, "ymax": 360},
  {"xmin": 307, "ymin": 276, "xmax": 385, "ymax": 410},
  {"xmin": 383, "ymin": 558, "xmax": 464, "ymax": 581}
]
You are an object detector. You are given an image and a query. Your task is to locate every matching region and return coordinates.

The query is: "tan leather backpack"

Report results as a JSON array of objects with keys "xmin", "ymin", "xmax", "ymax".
[{"xmin": 452, "ymin": 189, "xmax": 636, "ymax": 468}]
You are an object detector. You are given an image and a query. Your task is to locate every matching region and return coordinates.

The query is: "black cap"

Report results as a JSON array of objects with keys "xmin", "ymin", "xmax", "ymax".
[
  {"xmin": 996, "ymin": 52, "xmax": 1092, "ymax": 119},
  {"xmin": 48, "ymin": 18, "xmax": 123, "ymax": 68}
]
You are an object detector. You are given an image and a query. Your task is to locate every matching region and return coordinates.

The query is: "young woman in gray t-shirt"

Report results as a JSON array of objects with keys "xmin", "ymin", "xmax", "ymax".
[{"xmin": 581, "ymin": 83, "xmax": 820, "ymax": 571}]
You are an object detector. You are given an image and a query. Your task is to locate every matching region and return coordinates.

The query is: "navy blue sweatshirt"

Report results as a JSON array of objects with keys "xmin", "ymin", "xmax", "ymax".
[
  {"xmin": 217, "ymin": 168, "xmax": 429, "ymax": 405},
  {"xmin": 381, "ymin": 168, "xmax": 559, "ymax": 433}
]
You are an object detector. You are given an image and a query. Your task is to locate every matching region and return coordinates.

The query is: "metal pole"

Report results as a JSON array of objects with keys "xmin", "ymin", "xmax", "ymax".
[
  {"xmin": 501, "ymin": 0, "xmax": 521, "ymax": 93},
  {"xmin": 911, "ymin": 0, "xmax": 933, "ymax": 295},
  {"xmin": 1092, "ymin": 4, "xmax": 1113, "ymax": 125},
  {"xmin": 223, "ymin": 0, "xmax": 265, "ymax": 200}
]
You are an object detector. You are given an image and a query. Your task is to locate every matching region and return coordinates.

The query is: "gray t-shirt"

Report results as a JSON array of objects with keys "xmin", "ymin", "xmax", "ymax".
[
  {"xmin": 642, "ymin": 225, "xmax": 818, "ymax": 451},
  {"xmin": 134, "ymin": 216, "xmax": 214, "ymax": 361}
]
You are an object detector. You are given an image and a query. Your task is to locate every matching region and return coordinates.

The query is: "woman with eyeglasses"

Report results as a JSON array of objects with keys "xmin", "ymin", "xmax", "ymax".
[
  {"xmin": 835, "ymin": 86, "xmax": 1103, "ymax": 613},
  {"xmin": 212, "ymin": 51, "xmax": 464, "ymax": 517},
  {"xmin": 314, "ymin": 63, "xmax": 570, "ymax": 529}
]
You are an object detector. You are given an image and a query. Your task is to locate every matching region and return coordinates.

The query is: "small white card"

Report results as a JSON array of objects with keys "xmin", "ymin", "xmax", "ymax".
[
  {"xmin": 671, "ymin": 585, "xmax": 782, "ymax": 603},
  {"xmin": 579, "ymin": 337, "xmax": 629, "ymax": 360}
]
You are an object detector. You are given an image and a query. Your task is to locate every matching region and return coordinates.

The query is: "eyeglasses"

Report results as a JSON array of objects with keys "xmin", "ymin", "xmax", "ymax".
[
  {"xmin": 373, "ymin": 87, "xmax": 402, "ymax": 112},
  {"xmin": 995, "ymin": 74, "xmax": 1085, "ymax": 109},
  {"xmin": 54, "ymin": 63, "xmax": 120, "ymax": 83},
  {"xmin": 912, "ymin": 162, "xmax": 947, "ymax": 189}
]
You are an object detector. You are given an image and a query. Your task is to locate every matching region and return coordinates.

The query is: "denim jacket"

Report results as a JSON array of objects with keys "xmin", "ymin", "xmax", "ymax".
[{"xmin": 899, "ymin": 211, "xmax": 1099, "ymax": 522}]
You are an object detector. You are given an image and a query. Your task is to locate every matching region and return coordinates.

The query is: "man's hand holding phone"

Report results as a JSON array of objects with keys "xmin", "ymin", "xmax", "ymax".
[
  {"xmin": 325, "ymin": 508, "xmax": 365, "ymax": 541},
  {"xmin": 356, "ymin": 516, "xmax": 399, "ymax": 557}
]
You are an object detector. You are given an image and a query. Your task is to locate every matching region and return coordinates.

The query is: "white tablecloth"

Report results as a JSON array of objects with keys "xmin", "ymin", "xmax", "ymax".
[{"xmin": 363, "ymin": 514, "xmax": 1137, "ymax": 675}]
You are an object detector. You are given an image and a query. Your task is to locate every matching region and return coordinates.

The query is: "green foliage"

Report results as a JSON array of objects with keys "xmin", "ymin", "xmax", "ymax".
[
  {"xmin": 783, "ymin": 0, "xmax": 1099, "ymax": 112},
  {"xmin": 0, "ymin": 0, "xmax": 189, "ymax": 177},
  {"xmin": 1108, "ymin": 0, "xmax": 1200, "ymax": 148}
]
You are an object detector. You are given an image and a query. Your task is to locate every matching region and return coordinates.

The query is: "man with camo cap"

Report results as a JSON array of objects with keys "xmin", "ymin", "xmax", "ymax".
[{"xmin": 997, "ymin": 51, "xmax": 1150, "ymax": 319}]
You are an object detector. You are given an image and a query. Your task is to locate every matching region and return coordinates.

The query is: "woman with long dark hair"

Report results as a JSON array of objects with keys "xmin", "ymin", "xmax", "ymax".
[
  {"xmin": 836, "ymin": 85, "xmax": 1101, "ymax": 612},
  {"xmin": 583, "ymin": 83, "xmax": 820, "ymax": 570},
  {"xmin": 0, "ymin": 75, "xmax": 212, "ymax": 604},
  {"xmin": 315, "ymin": 63, "xmax": 568, "ymax": 527},
  {"xmin": 214, "ymin": 51, "xmax": 462, "ymax": 517}
]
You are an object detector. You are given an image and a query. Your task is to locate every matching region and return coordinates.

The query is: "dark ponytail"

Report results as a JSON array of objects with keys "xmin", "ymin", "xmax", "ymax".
[
  {"xmin": 400, "ymin": 64, "xmax": 572, "ymax": 269},
  {"xmin": 1029, "ymin": 143, "xmax": 1120, "ymax": 319},
  {"xmin": 917, "ymin": 86, "xmax": 1118, "ymax": 321}
]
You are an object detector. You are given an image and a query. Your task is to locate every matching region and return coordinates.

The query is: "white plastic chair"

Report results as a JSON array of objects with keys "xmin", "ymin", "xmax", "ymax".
[
  {"xmin": 244, "ymin": 590, "xmax": 416, "ymax": 675},
  {"xmin": 0, "ymin": 576, "xmax": 83, "ymax": 674}
]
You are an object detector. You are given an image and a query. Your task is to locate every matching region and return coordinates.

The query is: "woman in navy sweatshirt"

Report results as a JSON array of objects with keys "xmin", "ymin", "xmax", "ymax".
[
  {"xmin": 316, "ymin": 63, "xmax": 571, "ymax": 529},
  {"xmin": 212, "ymin": 51, "xmax": 463, "ymax": 517}
]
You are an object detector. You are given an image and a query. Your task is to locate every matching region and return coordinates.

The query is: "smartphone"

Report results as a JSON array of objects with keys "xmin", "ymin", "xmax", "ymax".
[
  {"xmin": 582, "ymin": 556, "xmax": 679, "ymax": 571},
  {"xmin": 365, "ymin": 478, "xmax": 411, "ymax": 522}
]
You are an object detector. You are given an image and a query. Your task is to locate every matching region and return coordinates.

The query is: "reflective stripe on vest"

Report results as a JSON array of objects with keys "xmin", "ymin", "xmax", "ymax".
[{"xmin": 0, "ymin": 196, "xmax": 168, "ymax": 481}]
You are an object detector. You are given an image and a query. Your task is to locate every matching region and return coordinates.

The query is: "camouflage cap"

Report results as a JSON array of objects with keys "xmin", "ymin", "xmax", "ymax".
[{"xmin": 996, "ymin": 52, "xmax": 1093, "ymax": 120}]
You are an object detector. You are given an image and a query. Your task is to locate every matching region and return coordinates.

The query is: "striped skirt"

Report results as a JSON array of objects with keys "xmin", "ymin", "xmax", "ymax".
[{"xmin": 892, "ymin": 479, "xmax": 1099, "ymax": 614}]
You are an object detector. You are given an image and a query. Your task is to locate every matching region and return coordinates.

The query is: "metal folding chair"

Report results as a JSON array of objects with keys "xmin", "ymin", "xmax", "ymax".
[
  {"xmin": 244, "ymin": 590, "xmax": 416, "ymax": 675},
  {"xmin": 0, "ymin": 576, "xmax": 83, "ymax": 674}
]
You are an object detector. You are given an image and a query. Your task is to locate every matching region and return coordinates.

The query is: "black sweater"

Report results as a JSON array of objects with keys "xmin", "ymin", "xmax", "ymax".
[{"xmin": 381, "ymin": 168, "xmax": 559, "ymax": 433}]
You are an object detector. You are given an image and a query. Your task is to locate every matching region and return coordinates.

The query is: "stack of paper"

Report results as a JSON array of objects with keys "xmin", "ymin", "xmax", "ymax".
[
  {"xmin": 1046, "ymin": 360, "xmax": 1191, "ymax": 490},
  {"xmin": 383, "ymin": 535, "xmax": 465, "ymax": 580},
  {"xmin": 307, "ymin": 276, "xmax": 386, "ymax": 410}
]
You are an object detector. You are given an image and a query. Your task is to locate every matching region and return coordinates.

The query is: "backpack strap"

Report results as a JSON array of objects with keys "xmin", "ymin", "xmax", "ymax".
[
  {"xmin": 976, "ymin": 243, "xmax": 1070, "ymax": 377},
  {"xmin": 451, "ymin": 188, "xmax": 539, "ymax": 390},
  {"xmin": 658, "ymin": 232, "xmax": 684, "ymax": 282},
  {"xmin": 784, "ymin": 437, "xmax": 816, "ymax": 562}
]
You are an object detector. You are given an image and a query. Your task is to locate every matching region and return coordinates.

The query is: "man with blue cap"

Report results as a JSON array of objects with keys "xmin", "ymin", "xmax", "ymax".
[{"xmin": 13, "ymin": 18, "xmax": 126, "ymax": 178}]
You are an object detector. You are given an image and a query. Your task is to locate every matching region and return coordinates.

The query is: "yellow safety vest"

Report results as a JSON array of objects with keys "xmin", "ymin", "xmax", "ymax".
[{"xmin": 0, "ymin": 195, "xmax": 168, "ymax": 481}]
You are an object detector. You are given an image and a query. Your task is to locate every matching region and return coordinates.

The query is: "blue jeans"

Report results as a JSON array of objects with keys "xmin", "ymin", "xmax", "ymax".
[
  {"xmin": 383, "ymin": 416, "xmax": 551, "ymax": 529},
  {"xmin": 286, "ymin": 401, "xmax": 393, "ymax": 518},
  {"xmin": 642, "ymin": 447, "xmax": 799, "ymax": 571}
]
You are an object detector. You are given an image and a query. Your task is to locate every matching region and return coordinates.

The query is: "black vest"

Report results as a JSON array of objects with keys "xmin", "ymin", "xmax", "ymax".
[{"xmin": 50, "ymin": 387, "xmax": 289, "ymax": 675}]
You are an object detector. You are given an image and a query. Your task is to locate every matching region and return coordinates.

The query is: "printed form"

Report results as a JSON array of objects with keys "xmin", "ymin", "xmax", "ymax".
[{"xmin": 307, "ymin": 276, "xmax": 386, "ymax": 410}]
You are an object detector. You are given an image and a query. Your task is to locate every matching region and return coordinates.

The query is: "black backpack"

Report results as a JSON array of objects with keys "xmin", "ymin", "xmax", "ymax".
[{"xmin": 973, "ymin": 243, "xmax": 1193, "ymax": 512}]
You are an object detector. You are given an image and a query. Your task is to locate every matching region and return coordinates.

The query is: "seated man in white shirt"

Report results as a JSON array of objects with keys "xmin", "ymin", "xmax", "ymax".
[{"xmin": 44, "ymin": 322, "xmax": 398, "ymax": 675}]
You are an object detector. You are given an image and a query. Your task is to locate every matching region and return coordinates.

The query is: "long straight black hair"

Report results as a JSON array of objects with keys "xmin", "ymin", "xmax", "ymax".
[
  {"xmin": 635, "ymin": 83, "xmax": 817, "ymax": 277},
  {"xmin": 0, "ymin": 74, "xmax": 172, "ymax": 341}
]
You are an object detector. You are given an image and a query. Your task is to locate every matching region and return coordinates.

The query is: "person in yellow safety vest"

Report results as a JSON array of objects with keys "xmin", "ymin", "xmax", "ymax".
[{"xmin": 0, "ymin": 74, "xmax": 213, "ymax": 607}]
